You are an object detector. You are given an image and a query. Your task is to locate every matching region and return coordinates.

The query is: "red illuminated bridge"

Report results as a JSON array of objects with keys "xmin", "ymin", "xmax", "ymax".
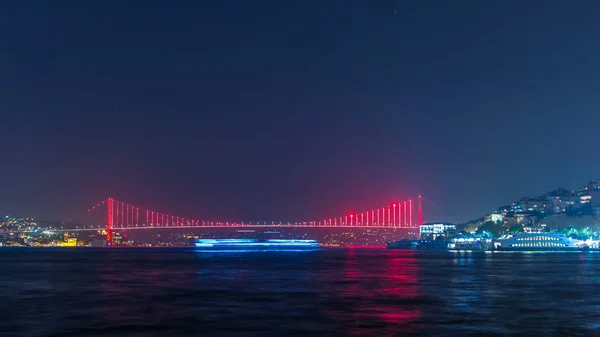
[{"xmin": 88, "ymin": 197, "xmax": 423, "ymax": 244}]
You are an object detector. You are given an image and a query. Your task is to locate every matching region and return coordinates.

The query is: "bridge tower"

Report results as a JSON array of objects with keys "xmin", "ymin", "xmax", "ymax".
[
  {"xmin": 418, "ymin": 195, "xmax": 423, "ymax": 227},
  {"xmin": 107, "ymin": 198, "xmax": 113, "ymax": 246}
]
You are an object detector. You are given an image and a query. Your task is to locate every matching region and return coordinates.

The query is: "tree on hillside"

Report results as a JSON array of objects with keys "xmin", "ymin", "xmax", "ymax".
[
  {"xmin": 508, "ymin": 224, "xmax": 524, "ymax": 234},
  {"xmin": 448, "ymin": 230, "xmax": 474, "ymax": 240},
  {"xmin": 548, "ymin": 188, "xmax": 572, "ymax": 197},
  {"xmin": 434, "ymin": 235, "xmax": 446, "ymax": 242},
  {"xmin": 554, "ymin": 226, "xmax": 600, "ymax": 240},
  {"xmin": 476, "ymin": 221, "xmax": 504, "ymax": 238},
  {"xmin": 582, "ymin": 227, "xmax": 591, "ymax": 239},
  {"xmin": 463, "ymin": 221, "xmax": 481, "ymax": 232},
  {"xmin": 557, "ymin": 227, "xmax": 583, "ymax": 239}
]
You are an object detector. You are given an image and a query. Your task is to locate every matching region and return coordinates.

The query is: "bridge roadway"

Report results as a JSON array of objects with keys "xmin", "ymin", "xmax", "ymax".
[{"xmin": 10, "ymin": 224, "xmax": 415, "ymax": 232}]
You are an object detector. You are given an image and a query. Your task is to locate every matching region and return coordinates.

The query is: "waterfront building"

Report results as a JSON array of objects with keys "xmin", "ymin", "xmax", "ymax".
[
  {"xmin": 522, "ymin": 224, "xmax": 547, "ymax": 233},
  {"xmin": 59, "ymin": 238, "xmax": 77, "ymax": 247},
  {"xmin": 448, "ymin": 238, "xmax": 490, "ymax": 250},
  {"xmin": 419, "ymin": 223, "xmax": 456, "ymax": 239},
  {"xmin": 515, "ymin": 213, "xmax": 536, "ymax": 225},
  {"xmin": 484, "ymin": 213, "xmax": 504, "ymax": 224}
]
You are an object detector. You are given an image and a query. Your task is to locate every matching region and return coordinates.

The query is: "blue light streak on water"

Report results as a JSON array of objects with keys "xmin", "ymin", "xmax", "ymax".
[
  {"xmin": 194, "ymin": 238, "xmax": 321, "ymax": 250},
  {"xmin": 193, "ymin": 249, "xmax": 319, "ymax": 254}
]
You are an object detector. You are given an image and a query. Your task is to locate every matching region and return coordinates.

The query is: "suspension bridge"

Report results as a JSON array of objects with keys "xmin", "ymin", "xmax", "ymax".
[{"xmin": 87, "ymin": 197, "xmax": 424, "ymax": 245}]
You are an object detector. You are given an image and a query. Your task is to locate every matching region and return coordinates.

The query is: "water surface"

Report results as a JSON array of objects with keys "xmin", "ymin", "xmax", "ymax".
[{"xmin": 1, "ymin": 248, "xmax": 599, "ymax": 336}]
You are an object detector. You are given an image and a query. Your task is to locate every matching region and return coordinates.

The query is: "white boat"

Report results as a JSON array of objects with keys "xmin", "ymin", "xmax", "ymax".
[{"xmin": 493, "ymin": 233, "xmax": 585, "ymax": 251}]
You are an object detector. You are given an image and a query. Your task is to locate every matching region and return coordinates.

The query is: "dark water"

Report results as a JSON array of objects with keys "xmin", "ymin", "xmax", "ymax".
[{"xmin": 1, "ymin": 249, "xmax": 600, "ymax": 337}]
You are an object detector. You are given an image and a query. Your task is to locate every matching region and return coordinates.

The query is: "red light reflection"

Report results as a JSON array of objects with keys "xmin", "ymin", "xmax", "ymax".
[{"xmin": 319, "ymin": 249, "xmax": 422, "ymax": 335}]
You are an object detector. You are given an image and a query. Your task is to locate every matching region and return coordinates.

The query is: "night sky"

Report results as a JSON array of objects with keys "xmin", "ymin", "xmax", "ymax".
[{"xmin": 2, "ymin": 1, "xmax": 600, "ymax": 224}]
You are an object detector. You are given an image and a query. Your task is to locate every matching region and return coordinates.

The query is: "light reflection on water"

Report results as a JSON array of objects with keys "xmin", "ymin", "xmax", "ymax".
[{"xmin": 1, "ymin": 248, "xmax": 600, "ymax": 336}]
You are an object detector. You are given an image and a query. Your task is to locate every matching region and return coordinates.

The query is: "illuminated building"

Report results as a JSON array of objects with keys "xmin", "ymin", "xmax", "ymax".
[
  {"xmin": 484, "ymin": 213, "xmax": 504, "ymax": 224},
  {"xmin": 419, "ymin": 223, "xmax": 455, "ymax": 239},
  {"xmin": 59, "ymin": 238, "xmax": 77, "ymax": 247}
]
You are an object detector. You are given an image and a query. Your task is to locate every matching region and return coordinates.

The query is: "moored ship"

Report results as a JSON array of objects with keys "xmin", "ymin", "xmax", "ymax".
[
  {"xmin": 493, "ymin": 233, "xmax": 585, "ymax": 251},
  {"xmin": 387, "ymin": 239, "xmax": 448, "ymax": 250},
  {"xmin": 387, "ymin": 240, "xmax": 419, "ymax": 249},
  {"xmin": 448, "ymin": 238, "xmax": 490, "ymax": 251},
  {"xmin": 194, "ymin": 239, "xmax": 321, "ymax": 251}
]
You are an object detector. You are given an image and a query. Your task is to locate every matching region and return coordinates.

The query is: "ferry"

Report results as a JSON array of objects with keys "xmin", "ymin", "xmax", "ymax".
[
  {"xmin": 194, "ymin": 239, "xmax": 321, "ymax": 251},
  {"xmin": 493, "ymin": 233, "xmax": 586, "ymax": 251}
]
